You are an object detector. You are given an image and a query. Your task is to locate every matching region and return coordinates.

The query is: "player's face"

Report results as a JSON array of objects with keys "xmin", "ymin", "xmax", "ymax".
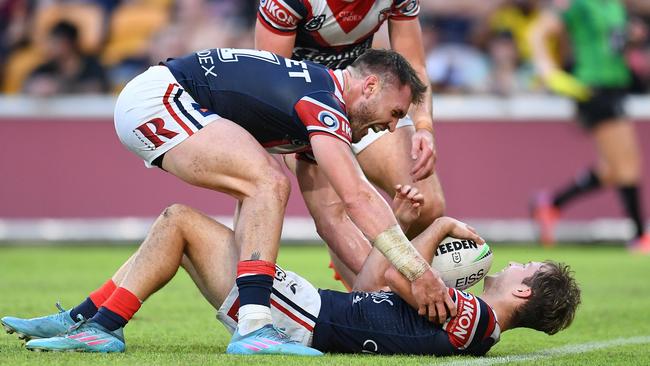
[
  {"xmin": 348, "ymin": 82, "xmax": 412, "ymax": 143},
  {"xmin": 484, "ymin": 261, "xmax": 545, "ymax": 290}
]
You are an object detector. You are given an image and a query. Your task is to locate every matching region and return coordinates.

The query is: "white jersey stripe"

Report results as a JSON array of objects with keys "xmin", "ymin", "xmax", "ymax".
[{"xmin": 301, "ymin": 96, "xmax": 348, "ymax": 121}]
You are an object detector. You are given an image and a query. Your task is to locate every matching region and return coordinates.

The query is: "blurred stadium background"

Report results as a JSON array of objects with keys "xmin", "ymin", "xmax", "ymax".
[{"xmin": 1, "ymin": 0, "xmax": 649, "ymax": 244}]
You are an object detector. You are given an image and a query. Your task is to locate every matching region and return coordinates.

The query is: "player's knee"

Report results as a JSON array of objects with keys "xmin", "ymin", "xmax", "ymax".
[
  {"xmin": 161, "ymin": 204, "xmax": 194, "ymax": 226},
  {"xmin": 421, "ymin": 191, "xmax": 446, "ymax": 222},
  {"xmin": 257, "ymin": 168, "xmax": 291, "ymax": 203}
]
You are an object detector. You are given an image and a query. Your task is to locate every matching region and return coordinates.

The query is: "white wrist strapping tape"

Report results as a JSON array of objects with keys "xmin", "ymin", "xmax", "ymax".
[{"xmin": 372, "ymin": 225, "xmax": 429, "ymax": 281}]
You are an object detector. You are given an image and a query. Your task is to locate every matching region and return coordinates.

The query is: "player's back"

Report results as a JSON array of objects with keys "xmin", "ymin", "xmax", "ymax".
[
  {"xmin": 162, "ymin": 48, "xmax": 347, "ymax": 151},
  {"xmin": 312, "ymin": 288, "xmax": 500, "ymax": 356}
]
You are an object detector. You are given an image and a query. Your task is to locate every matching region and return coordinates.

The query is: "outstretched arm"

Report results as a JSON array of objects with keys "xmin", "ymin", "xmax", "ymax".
[
  {"xmin": 383, "ymin": 218, "xmax": 485, "ymax": 309},
  {"xmin": 529, "ymin": 8, "xmax": 590, "ymax": 101},
  {"xmin": 310, "ymin": 135, "xmax": 456, "ymax": 323}
]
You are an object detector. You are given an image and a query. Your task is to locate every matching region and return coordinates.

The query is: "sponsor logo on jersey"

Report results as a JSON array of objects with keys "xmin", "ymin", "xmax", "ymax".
[
  {"xmin": 370, "ymin": 292, "xmax": 394, "ymax": 306},
  {"xmin": 304, "ymin": 15, "xmax": 325, "ymax": 31},
  {"xmin": 435, "ymin": 239, "xmax": 479, "ymax": 257},
  {"xmin": 338, "ymin": 10, "xmax": 363, "ymax": 22},
  {"xmin": 261, "ymin": 0, "xmax": 300, "ymax": 29},
  {"xmin": 444, "ymin": 290, "xmax": 480, "ymax": 349},
  {"xmin": 318, "ymin": 110, "xmax": 339, "ymax": 130}
]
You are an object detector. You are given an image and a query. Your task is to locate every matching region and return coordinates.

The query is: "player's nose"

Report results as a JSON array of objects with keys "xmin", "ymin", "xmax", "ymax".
[{"xmin": 508, "ymin": 261, "xmax": 522, "ymax": 267}]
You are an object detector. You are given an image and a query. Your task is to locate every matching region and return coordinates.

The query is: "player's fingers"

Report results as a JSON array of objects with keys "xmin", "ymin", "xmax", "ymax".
[
  {"xmin": 418, "ymin": 305, "xmax": 427, "ymax": 317},
  {"xmin": 395, "ymin": 184, "xmax": 402, "ymax": 192},
  {"xmin": 435, "ymin": 301, "xmax": 447, "ymax": 324},
  {"xmin": 411, "ymin": 143, "xmax": 432, "ymax": 170},
  {"xmin": 412, "ymin": 154, "xmax": 434, "ymax": 181},
  {"xmin": 427, "ymin": 303, "xmax": 437, "ymax": 322},
  {"xmin": 445, "ymin": 295, "xmax": 457, "ymax": 318},
  {"xmin": 411, "ymin": 135, "xmax": 423, "ymax": 160},
  {"xmin": 401, "ymin": 185, "xmax": 412, "ymax": 195},
  {"xmin": 406, "ymin": 187, "xmax": 419, "ymax": 200}
]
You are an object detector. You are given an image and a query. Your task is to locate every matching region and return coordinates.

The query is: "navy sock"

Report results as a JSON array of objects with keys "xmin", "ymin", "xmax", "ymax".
[
  {"xmin": 69, "ymin": 297, "xmax": 98, "ymax": 322},
  {"xmin": 618, "ymin": 185, "xmax": 645, "ymax": 239},
  {"xmin": 91, "ymin": 307, "xmax": 128, "ymax": 332},
  {"xmin": 553, "ymin": 169, "xmax": 601, "ymax": 208},
  {"xmin": 236, "ymin": 274, "xmax": 273, "ymax": 307}
]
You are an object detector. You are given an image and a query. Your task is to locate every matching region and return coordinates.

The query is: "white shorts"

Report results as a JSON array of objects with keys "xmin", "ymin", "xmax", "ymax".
[
  {"xmin": 217, "ymin": 265, "xmax": 321, "ymax": 346},
  {"xmin": 114, "ymin": 66, "xmax": 222, "ymax": 168},
  {"xmin": 351, "ymin": 116, "xmax": 414, "ymax": 154}
]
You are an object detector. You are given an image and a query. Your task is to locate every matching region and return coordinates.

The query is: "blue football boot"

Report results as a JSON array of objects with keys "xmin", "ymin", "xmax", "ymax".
[
  {"xmin": 25, "ymin": 320, "xmax": 125, "ymax": 353},
  {"xmin": 226, "ymin": 324, "xmax": 322, "ymax": 356},
  {"xmin": 1, "ymin": 303, "xmax": 77, "ymax": 341}
]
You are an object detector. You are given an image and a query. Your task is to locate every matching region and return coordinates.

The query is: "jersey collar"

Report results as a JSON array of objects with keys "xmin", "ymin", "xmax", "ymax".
[{"xmin": 329, "ymin": 69, "xmax": 346, "ymax": 105}]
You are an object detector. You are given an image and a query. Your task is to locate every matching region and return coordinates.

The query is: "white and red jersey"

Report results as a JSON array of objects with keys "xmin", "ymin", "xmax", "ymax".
[
  {"xmin": 442, "ymin": 288, "xmax": 501, "ymax": 352},
  {"xmin": 258, "ymin": 0, "xmax": 420, "ymax": 69}
]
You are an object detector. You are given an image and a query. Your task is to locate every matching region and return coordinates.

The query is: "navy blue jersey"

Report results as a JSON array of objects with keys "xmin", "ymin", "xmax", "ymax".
[
  {"xmin": 312, "ymin": 288, "xmax": 500, "ymax": 356},
  {"xmin": 162, "ymin": 48, "xmax": 351, "ymax": 154}
]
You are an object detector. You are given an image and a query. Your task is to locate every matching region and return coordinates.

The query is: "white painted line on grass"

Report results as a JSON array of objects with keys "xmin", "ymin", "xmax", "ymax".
[{"xmin": 441, "ymin": 336, "xmax": 650, "ymax": 365}]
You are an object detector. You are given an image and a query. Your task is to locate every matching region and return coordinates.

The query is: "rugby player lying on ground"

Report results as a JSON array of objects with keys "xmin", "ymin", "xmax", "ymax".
[{"xmin": 2, "ymin": 186, "xmax": 581, "ymax": 355}]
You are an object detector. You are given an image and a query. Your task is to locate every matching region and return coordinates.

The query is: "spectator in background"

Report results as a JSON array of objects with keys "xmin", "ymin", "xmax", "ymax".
[
  {"xmin": 23, "ymin": 21, "xmax": 108, "ymax": 96},
  {"xmin": 423, "ymin": 1, "xmax": 496, "ymax": 93},
  {"xmin": 626, "ymin": 16, "xmax": 650, "ymax": 93},
  {"xmin": 0, "ymin": 0, "xmax": 33, "ymax": 86},
  {"xmin": 484, "ymin": 30, "xmax": 536, "ymax": 95}
]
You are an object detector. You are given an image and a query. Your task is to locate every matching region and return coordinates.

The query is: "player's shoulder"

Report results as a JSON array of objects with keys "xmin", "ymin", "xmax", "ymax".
[
  {"xmin": 258, "ymin": 0, "xmax": 309, "ymax": 33},
  {"xmin": 390, "ymin": 0, "xmax": 420, "ymax": 19},
  {"xmin": 443, "ymin": 289, "xmax": 500, "ymax": 354}
]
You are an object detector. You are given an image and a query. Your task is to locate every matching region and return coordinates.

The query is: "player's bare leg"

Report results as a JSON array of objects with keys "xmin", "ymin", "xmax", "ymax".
[
  {"xmin": 162, "ymin": 120, "xmax": 290, "ymax": 337},
  {"xmin": 357, "ymin": 125, "xmax": 446, "ymax": 238},
  {"xmin": 592, "ymin": 119, "xmax": 648, "ymax": 251},
  {"xmin": 592, "ymin": 119, "xmax": 641, "ymax": 186}
]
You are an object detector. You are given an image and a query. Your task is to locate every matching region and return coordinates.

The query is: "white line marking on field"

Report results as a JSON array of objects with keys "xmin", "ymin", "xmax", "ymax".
[{"xmin": 441, "ymin": 336, "xmax": 650, "ymax": 365}]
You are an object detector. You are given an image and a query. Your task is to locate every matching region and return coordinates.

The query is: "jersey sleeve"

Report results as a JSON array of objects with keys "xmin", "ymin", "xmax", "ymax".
[
  {"xmin": 294, "ymin": 92, "xmax": 352, "ymax": 145},
  {"xmin": 389, "ymin": 0, "xmax": 420, "ymax": 20},
  {"xmin": 442, "ymin": 289, "xmax": 500, "ymax": 354},
  {"xmin": 257, "ymin": 0, "xmax": 307, "ymax": 34}
]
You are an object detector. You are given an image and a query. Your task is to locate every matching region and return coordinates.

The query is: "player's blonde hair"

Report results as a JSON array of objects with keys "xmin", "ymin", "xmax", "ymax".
[{"xmin": 511, "ymin": 261, "xmax": 581, "ymax": 335}]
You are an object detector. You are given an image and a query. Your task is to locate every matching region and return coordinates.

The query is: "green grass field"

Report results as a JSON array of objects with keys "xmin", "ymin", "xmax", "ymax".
[{"xmin": 1, "ymin": 243, "xmax": 649, "ymax": 365}]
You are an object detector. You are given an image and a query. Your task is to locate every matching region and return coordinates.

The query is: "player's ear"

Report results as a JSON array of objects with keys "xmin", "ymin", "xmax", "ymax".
[
  {"xmin": 512, "ymin": 285, "xmax": 532, "ymax": 299},
  {"xmin": 362, "ymin": 75, "xmax": 380, "ymax": 98}
]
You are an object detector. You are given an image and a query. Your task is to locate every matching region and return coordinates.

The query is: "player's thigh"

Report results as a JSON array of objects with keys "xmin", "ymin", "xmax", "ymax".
[
  {"xmin": 163, "ymin": 120, "xmax": 288, "ymax": 200},
  {"xmin": 356, "ymin": 126, "xmax": 444, "ymax": 202},
  {"xmin": 592, "ymin": 119, "xmax": 641, "ymax": 183},
  {"xmin": 178, "ymin": 206, "xmax": 239, "ymax": 308}
]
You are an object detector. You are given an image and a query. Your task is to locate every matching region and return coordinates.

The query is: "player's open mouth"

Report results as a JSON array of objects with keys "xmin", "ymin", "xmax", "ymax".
[{"xmin": 370, "ymin": 124, "xmax": 387, "ymax": 133}]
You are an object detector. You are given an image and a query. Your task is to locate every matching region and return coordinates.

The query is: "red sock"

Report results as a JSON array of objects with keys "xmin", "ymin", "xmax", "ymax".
[
  {"xmin": 100, "ymin": 287, "xmax": 141, "ymax": 322},
  {"xmin": 89, "ymin": 279, "xmax": 117, "ymax": 307}
]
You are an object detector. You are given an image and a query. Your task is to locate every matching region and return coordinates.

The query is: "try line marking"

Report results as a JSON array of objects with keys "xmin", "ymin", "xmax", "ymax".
[{"xmin": 441, "ymin": 335, "xmax": 650, "ymax": 365}]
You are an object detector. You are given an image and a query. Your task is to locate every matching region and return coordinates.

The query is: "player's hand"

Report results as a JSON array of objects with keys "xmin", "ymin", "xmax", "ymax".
[
  {"xmin": 411, "ymin": 269, "xmax": 457, "ymax": 324},
  {"xmin": 392, "ymin": 184, "xmax": 424, "ymax": 228},
  {"xmin": 410, "ymin": 129, "xmax": 436, "ymax": 181},
  {"xmin": 544, "ymin": 69, "xmax": 591, "ymax": 102},
  {"xmin": 436, "ymin": 217, "xmax": 486, "ymax": 245}
]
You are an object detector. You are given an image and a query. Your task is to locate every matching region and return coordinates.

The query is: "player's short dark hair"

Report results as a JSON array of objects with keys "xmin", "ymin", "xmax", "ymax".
[
  {"xmin": 511, "ymin": 261, "xmax": 581, "ymax": 335},
  {"xmin": 350, "ymin": 49, "xmax": 427, "ymax": 105}
]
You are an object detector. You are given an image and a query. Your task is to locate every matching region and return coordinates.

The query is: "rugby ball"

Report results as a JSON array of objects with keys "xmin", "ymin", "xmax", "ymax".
[{"xmin": 431, "ymin": 237, "xmax": 493, "ymax": 290}]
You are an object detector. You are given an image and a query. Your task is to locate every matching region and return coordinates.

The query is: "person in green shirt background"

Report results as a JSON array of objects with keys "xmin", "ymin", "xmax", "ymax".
[{"xmin": 529, "ymin": 0, "xmax": 649, "ymax": 253}]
